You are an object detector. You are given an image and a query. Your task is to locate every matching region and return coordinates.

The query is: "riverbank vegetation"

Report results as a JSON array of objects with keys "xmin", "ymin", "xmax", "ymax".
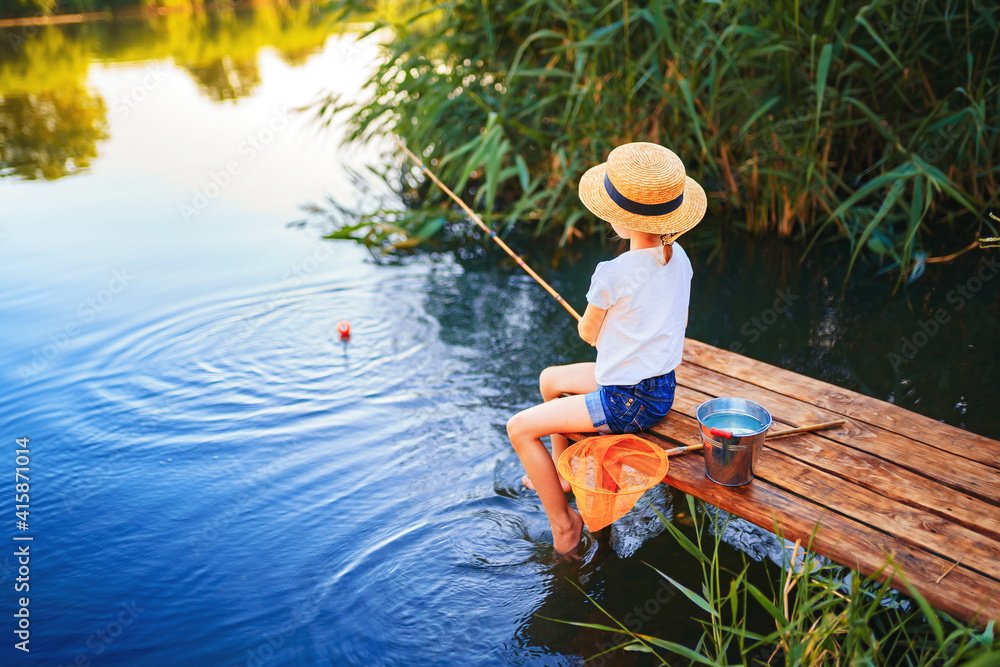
[
  {"xmin": 323, "ymin": 0, "xmax": 999, "ymax": 283},
  {"xmin": 555, "ymin": 495, "xmax": 1000, "ymax": 665}
]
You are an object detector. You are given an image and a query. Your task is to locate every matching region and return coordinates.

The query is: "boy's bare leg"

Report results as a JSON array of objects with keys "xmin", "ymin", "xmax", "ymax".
[
  {"xmin": 507, "ymin": 394, "xmax": 594, "ymax": 553},
  {"xmin": 523, "ymin": 362, "xmax": 598, "ymax": 492}
]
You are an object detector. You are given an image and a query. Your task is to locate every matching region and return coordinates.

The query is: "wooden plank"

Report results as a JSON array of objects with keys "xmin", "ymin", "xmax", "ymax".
[
  {"xmin": 658, "ymin": 448, "xmax": 1000, "ymax": 625},
  {"xmin": 562, "ymin": 339, "xmax": 1000, "ymax": 625},
  {"xmin": 645, "ymin": 405, "xmax": 1000, "ymax": 584},
  {"xmin": 758, "ymin": 447, "xmax": 1000, "ymax": 582},
  {"xmin": 566, "ymin": 426, "xmax": 1000, "ymax": 624},
  {"xmin": 682, "ymin": 338, "xmax": 1000, "ymax": 470},
  {"xmin": 672, "ymin": 365, "xmax": 1000, "ymax": 533},
  {"xmin": 676, "ymin": 363, "xmax": 1000, "ymax": 504}
]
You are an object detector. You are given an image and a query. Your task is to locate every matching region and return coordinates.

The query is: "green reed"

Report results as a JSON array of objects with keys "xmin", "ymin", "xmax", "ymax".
[
  {"xmin": 549, "ymin": 495, "xmax": 1000, "ymax": 666},
  {"xmin": 320, "ymin": 0, "xmax": 999, "ymax": 283}
]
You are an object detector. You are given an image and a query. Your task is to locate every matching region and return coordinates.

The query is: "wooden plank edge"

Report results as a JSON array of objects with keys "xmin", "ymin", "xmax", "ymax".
[
  {"xmin": 641, "ymin": 408, "xmax": 1000, "ymax": 583},
  {"xmin": 755, "ymin": 447, "xmax": 1000, "ymax": 582},
  {"xmin": 662, "ymin": 449, "xmax": 1000, "ymax": 626},
  {"xmin": 565, "ymin": 430, "xmax": 1000, "ymax": 625},
  {"xmin": 673, "ymin": 364, "xmax": 1000, "ymax": 506},
  {"xmin": 682, "ymin": 338, "xmax": 1000, "ymax": 469},
  {"xmin": 667, "ymin": 379, "xmax": 1000, "ymax": 534}
]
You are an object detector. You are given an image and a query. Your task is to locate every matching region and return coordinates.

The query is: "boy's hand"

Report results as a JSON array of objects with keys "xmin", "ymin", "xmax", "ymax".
[{"xmin": 577, "ymin": 304, "xmax": 607, "ymax": 347}]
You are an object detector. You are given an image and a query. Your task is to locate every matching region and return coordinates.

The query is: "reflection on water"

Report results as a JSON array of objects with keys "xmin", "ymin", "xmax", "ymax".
[
  {"xmin": 186, "ymin": 55, "xmax": 262, "ymax": 102},
  {"xmin": 0, "ymin": 87, "xmax": 107, "ymax": 179},
  {"xmin": 0, "ymin": 1, "xmax": 336, "ymax": 180},
  {"xmin": 3, "ymin": 17, "xmax": 735, "ymax": 664}
]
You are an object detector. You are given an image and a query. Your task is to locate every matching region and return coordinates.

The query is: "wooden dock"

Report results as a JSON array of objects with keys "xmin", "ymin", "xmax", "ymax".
[{"xmin": 569, "ymin": 338, "xmax": 1000, "ymax": 625}]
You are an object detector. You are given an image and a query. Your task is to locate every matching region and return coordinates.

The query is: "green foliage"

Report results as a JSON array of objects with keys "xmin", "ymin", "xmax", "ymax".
[
  {"xmin": 550, "ymin": 495, "xmax": 1000, "ymax": 665},
  {"xmin": 323, "ymin": 0, "xmax": 1000, "ymax": 283}
]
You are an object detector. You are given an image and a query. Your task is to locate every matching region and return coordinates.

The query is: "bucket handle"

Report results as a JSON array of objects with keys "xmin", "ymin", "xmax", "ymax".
[{"xmin": 708, "ymin": 427, "xmax": 733, "ymax": 439}]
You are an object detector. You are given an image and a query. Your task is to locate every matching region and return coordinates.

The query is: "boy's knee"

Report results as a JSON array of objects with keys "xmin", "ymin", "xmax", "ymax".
[
  {"xmin": 506, "ymin": 412, "xmax": 529, "ymax": 443},
  {"xmin": 539, "ymin": 366, "xmax": 559, "ymax": 399}
]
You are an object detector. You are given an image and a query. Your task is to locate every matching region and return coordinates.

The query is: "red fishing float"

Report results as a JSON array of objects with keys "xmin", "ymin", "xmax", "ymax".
[{"xmin": 337, "ymin": 320, "xmax": 351, "ymax": 339}]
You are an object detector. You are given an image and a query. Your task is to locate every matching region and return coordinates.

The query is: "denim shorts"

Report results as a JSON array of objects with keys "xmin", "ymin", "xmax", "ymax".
[{"xmin": 585, "ymin": 371, "xmax": 677, "ymax": 434}]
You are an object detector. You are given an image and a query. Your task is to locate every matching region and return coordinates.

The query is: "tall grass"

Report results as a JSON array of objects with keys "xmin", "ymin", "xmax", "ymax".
[
  {"xmin": 322, "ymin": 0, "xmax": 999, "ymax": 283},
  {"xmin": 550, "ymin": 495, "xmax": 1000, "ymax": 665}
]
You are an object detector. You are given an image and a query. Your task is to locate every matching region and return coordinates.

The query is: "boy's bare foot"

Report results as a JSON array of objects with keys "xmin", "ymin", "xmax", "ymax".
[
  {"xmin": 522, "ymin": 474, "xmax": 572, "ymax": 493},
  {"xmin": 552, "ymin": 509, "xmax": 584, "ymax": 555}
]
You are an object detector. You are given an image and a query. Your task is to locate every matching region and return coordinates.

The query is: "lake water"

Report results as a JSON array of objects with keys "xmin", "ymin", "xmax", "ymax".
[{"xmin": 2, "ymin": 6, "xmax": 998, "ymax": 666}]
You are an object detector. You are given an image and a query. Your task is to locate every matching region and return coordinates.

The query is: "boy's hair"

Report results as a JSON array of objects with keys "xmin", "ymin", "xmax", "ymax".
[
  {"xmin": 609, "ymin": 229, "xmax": 674, "ymax": 265},
  {"xmin": 660, "ymin": 244, "xmax": 673, "ymax": 266},
  {"xmin": 658, "ymin": 233, "xmax": 676, "ymax": 266}
]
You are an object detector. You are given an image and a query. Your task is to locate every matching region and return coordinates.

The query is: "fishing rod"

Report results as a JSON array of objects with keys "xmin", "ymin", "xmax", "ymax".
[{"xmin": 395, "ymin": 139, "xmax": 582, "ymax": 322}]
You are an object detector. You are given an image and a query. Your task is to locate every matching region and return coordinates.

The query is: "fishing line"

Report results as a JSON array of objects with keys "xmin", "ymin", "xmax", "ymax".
[{"xmin": 396, "ymin": 139, "xmax": 582, "ymax": 322}]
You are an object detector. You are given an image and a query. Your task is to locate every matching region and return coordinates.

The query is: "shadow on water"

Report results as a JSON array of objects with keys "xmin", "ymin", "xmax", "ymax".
[
  {"xmin": 416, "ymin": 225, "xmax": 998, "ymax": 665},
  {"xmin": 682, "ymin": 222, "xmax": 1000, "ymax": 441},
  {"xmin": 375, "ymin": 241, "xmax": 764, "ymax": 663},
  {"xmin": 515, "ymin": 494, "xmax": 782, "ymax": 667},
  {"xmin": 423, "ymin": 219, "xmax": 998, "ymax": 441}
]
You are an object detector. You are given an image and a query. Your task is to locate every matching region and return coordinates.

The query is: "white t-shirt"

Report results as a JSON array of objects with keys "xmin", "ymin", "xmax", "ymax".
[{"xmin": 585, "ymin": 244, "xmax": 693, "ymax": 386}]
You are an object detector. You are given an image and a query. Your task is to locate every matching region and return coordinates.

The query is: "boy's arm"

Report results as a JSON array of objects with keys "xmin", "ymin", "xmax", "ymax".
[{"xmin": 578, "ymin": 304, "xmax": 607, "ymax": 347}]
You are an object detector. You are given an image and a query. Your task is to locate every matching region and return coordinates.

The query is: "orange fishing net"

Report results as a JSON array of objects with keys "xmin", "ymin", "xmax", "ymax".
[{"xmin": 557, "ymin": 434, "xmax": 670, "ymax": 532}]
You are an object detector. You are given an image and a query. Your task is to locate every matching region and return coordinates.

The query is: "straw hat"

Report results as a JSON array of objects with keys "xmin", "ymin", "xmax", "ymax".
[{"xmin": 578, "ymin": 142, "xmax": 707, "ymax": 239}]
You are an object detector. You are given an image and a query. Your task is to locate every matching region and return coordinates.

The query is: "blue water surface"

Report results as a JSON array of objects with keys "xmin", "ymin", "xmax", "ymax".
[
  {"xmin": 1, "ymin": 25, "xmax": 747, "ymax": 667},
  {"xmin": 3, "ymin": 13, "xmax": 998, "ymax": 667}
]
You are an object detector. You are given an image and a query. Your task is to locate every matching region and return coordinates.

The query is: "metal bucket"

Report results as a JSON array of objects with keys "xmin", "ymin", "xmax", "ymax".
[{"xmin": 697, "ymin": 397, "xmax": 772, "ymax": 486}]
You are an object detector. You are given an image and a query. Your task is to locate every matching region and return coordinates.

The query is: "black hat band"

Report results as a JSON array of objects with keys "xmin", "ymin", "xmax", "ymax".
[{"xmin": 604, "ymin": 173, "xmax": 683, "ymax": 217}]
